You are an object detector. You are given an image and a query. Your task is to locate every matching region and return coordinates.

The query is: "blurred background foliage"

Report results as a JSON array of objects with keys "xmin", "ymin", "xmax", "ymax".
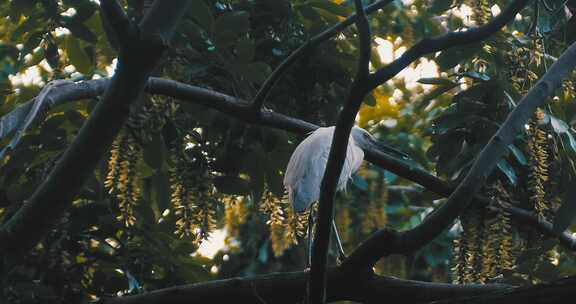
[{"xmin": 2, "ymin": 0, "xmax": 576, "ymax": 302}]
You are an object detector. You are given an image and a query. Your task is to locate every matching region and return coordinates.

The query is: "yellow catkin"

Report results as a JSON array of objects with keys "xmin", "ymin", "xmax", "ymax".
[
  {"xmin": 169, "ymin": 136, "xmax": 218, "ymax": 244},
  {"xmin": 260, "ymin": 191, "xmax": 307, "ymax": 256},
  {"xmin": 261, "ymin": 191, "xmax": 289, "ymax": 256},
  {"xmin": 472, "ymin": 0, "xmax": 491, "ymax": 26},
  {"xmin": 223, "ymin": 195, "xmax": 247, "ymax": 239},
  {"xmin": 527, "ymin": 109, "xmax": 550, "ymax": 221},
  {"xmin": 492, "ymin": 181, "xmax": 516, "ymax": 273},
  {"xmin": 105, "ymin": 96, "xmax": 175, "ymax": 227},
  {"xmin": 453, "ymin": 180, "xmax": 518, "ymax": 284},
  {"xmin": 452, "ymin": 237, "xmax": 470, "ymax": 284},
  {"xmin": 455, "ymin": 206, "xmax": 485, "ymax": 283},
  {"xmin": 193, "ymin": 191, "xmax": 217, "ymax": 240},
  {"xmin": 105, "ymin": 130, "xmax": 142, "ymax": 226},
  {"xmin": 497, "ymin": 210, "xmax": 515, "ymax": 271}
]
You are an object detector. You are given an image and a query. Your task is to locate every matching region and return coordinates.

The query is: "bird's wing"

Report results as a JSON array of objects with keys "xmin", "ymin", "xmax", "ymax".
[
  {"xmin": 338, "ymin": 136, "xmax": 365, "ymax": 191},
  {"xmin": 284, "ymin": 127, "xmax": 333, "ymax": 211},
  {"xmin": 284, "ymin": 127, "xmax": 333, "ymax": 187}
]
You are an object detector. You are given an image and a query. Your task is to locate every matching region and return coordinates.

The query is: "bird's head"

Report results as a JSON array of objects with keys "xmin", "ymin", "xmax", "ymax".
[
  {"xmin": 351, "ymin": 126, "xmax": 410, "ymax": 160},
  {"xmin": 350, "ymin": 126, "xmax": 372, "ymax": 143}
]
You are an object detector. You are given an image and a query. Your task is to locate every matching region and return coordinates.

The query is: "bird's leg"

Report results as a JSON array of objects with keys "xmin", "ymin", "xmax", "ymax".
[
  {"xmin": 306, "ymin": 208, "xmax": 314, "ymax": 269},
  {"xmin": 332, "ymin": 219, "xmax": 347, "ymax": 263}
]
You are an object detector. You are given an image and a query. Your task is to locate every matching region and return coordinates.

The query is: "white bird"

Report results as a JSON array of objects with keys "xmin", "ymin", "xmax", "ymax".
[
  {"xmin": 284, "ymin": 126, "xmax": 365, "ymax": 213},
  {"xmin": 284, "ymin": 126, "xmax": 407, "ymax": 262}
]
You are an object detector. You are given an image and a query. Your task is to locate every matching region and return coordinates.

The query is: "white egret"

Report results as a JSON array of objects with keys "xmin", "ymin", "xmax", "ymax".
[{"xmin": 284, "ymin": 126, "xmax": 407, "ymax": 263}]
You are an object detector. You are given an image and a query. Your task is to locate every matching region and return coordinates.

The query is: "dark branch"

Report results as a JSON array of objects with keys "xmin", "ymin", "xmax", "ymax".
[
  {"xmin": 354, "ymin": 0, "xmax": 371, "ymax": 78},
  {"xmin": 250, "ymin": 0, "xmax": 394, "ymax": 111},
  {"xmin": 96, "ymin": 268, "xmax": 509, "ymax": 304},
  {"xmin": 367, "ymin": 0, "xmax": 530, "ymax": 90},
  {"xmin": 432, "ymin": 276, "xmax": 576, "ymax": 304},
  {"xmin": 504, "ymin": 205, "xmax": 576, "ymax": 251},
  {"xmin": 308, "ymin": 0, "xmax": 373, "ymax": 302},
  {"xmin": 99, "ymin": 0, "xmax": 132, "ymax": 47},
  {"xmin": 344, "ymin": 39, "xmax": 576, "ymax": 269},
  {"xmin": 0, "ymin": 0, "xmax": 190, "ymax": 272}
]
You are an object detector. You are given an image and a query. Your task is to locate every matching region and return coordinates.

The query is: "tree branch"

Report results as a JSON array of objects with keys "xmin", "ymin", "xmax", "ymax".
[
  {"xmin": 366, "ymin": 0, "xmax": 530, "ymax": 90},
  {"xmin": 250, "ymin": 0, "xmax": 394, "ymax": 111},
  {"xmin": 432, "ymin": 276, "xmax": 576, "ymax": 304},
  {"xmin": 308, "ymin": 0, "xmax": 373, "ymax": 302},
  {"xmin": 0, "ymin": 0, "xmax": 190, "ymax": 272},
  {"xmin": 96, "ymin": 268, "xmax": 510, "ymax": 304}
]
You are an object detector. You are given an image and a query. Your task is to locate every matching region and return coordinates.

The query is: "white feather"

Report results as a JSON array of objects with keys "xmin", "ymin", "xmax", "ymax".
[{"xmin": 284, "ymin": 126, "xmax": 366, "ymax": 212}]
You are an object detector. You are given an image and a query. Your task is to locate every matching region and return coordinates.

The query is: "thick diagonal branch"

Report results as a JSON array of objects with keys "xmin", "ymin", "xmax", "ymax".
[{"xmin": 0, "ymin": 0, "xmax": 191, "ymax": 272}]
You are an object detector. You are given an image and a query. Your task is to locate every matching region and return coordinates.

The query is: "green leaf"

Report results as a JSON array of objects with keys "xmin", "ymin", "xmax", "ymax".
[
  {"xmin": 429, "ymin": 0, "xmax": 453, "ymax": 14},
  {"xmin": 415, "ymin": 83, "xmax": 458, "ymax": 109},
  {"xmin": 214, "ymin": 30, "xmax": 237, "ymax": 50},
  {"xmin": 550, "ymin": 115, "xmax": 569, "ymax": 133},
  {"xmin": 503, "ymin": 91, "xmax": 517, "ymax": 108},
  {"xmin": 534, "ymin": 261, "xmax": 560, "ymax": 281},
  {"xmin": 241, "ymin": 62, "xmax": 272, "ymax": 85},
  {"xmin": 0, "ymin": 44, "xmax": 19, "ymax": 61},
  {"xmin": 244, "ymin": 146, "xmax": 266, "ymax": 203},
  {"xmin": 64, "ymin": 109, "xmax": 86, "ymax": 128},
  {"xmin": 18, "ymin": 31, "xmax": 44, "ymax": 66},
  {"xmin": 309, "ymin": 0, "xmax": 352, "ymax": 17},
  {"xmin": 8, "ymin": 0, "xmax": 35, "ymax": 20},
  {"xmin": 125, "ymin": 271, "xmax": 141, "ymax": 293},
  {"xmin": 143, "ymin": 134, "xmax": 166, "ymax": 170},
  {"xmin": 265, "ymin": 159, "xmax": 284, "ymax": 197},
  {"xmin": 496, "ymin": 159, "xmax": 517, "ymax": 186},
  {"xmin": 462, "ymin": 71, "xmax": 490, "ymax": 81},
  {"xmin": 236, "ymin": 37, "xmax": 255, "ymax": 63},
  {"xmin": 63, "ymin": 0, "xmax": 98, "ymax": 21},
  {"xmin": 508, "ymin": 144, "xmax": 527, "ymax": 165},
  {"xmin": 151, "ymin": 172, "xmax": 170, "ymax": 215},
  {"xmin": 45, "ymin": 39, "xmax": 60, "ymax": 69},
  {"xmin": 352, "ymin": 175, "xmax": 368, "ymax": 191},
  {"xmin": 417, "ymin": 77, "xmax": 455, "ymax": 86},
  {"xmin": 566, "ymin": 132, "xmax": 576, "ymax": 153},
  {"xmin": 213, "ymin": 176, "xmax": 251, "ymax": 195},
  {"xmin": 190, "ymin": 0, "xmax": 214, "ymax": 30},
  {"xmin": 435, "ymin": 44, "xmax": 479, "ymax": 71},
  {"xmin": 11, "ymin": 17, "xmax": 41, "ymax": 42},
  {"xmin": 553, "ymin": 179, "xmax": 576, "ymax": 233},
  {"xmin": 63, "ymin": 18, "xmax": 97, "ymax": 43},
  {"xmin": 214, "ymin": 11, "xmax": 250, "ymax": 35},
  {"xmin": 65, "ymin": 36, "xmax": 92, "ymax": 74},
  {"xmin": 432, "ymin": 113, "xmax": 479, "ymax": 135},
  {"xmin": 363, "ymin": 93, "xmax": 376, "ymax": 106}
]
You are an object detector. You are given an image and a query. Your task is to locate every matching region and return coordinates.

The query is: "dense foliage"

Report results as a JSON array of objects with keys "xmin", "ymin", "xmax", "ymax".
[{"xmin": 1, "ymin": 0, "xmax": 576, "ymax": 303}]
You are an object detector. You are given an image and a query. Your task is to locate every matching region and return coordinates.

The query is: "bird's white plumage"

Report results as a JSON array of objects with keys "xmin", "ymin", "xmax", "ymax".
[{"xmin": 284, "ymin": 126, "xmax": 365, "ymax": 212}]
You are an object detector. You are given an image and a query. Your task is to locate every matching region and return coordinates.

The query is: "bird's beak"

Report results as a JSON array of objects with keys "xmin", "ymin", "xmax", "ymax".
[{"xmin": 360, "ymin": 135, "xmax": 410, "ymax": 161}]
